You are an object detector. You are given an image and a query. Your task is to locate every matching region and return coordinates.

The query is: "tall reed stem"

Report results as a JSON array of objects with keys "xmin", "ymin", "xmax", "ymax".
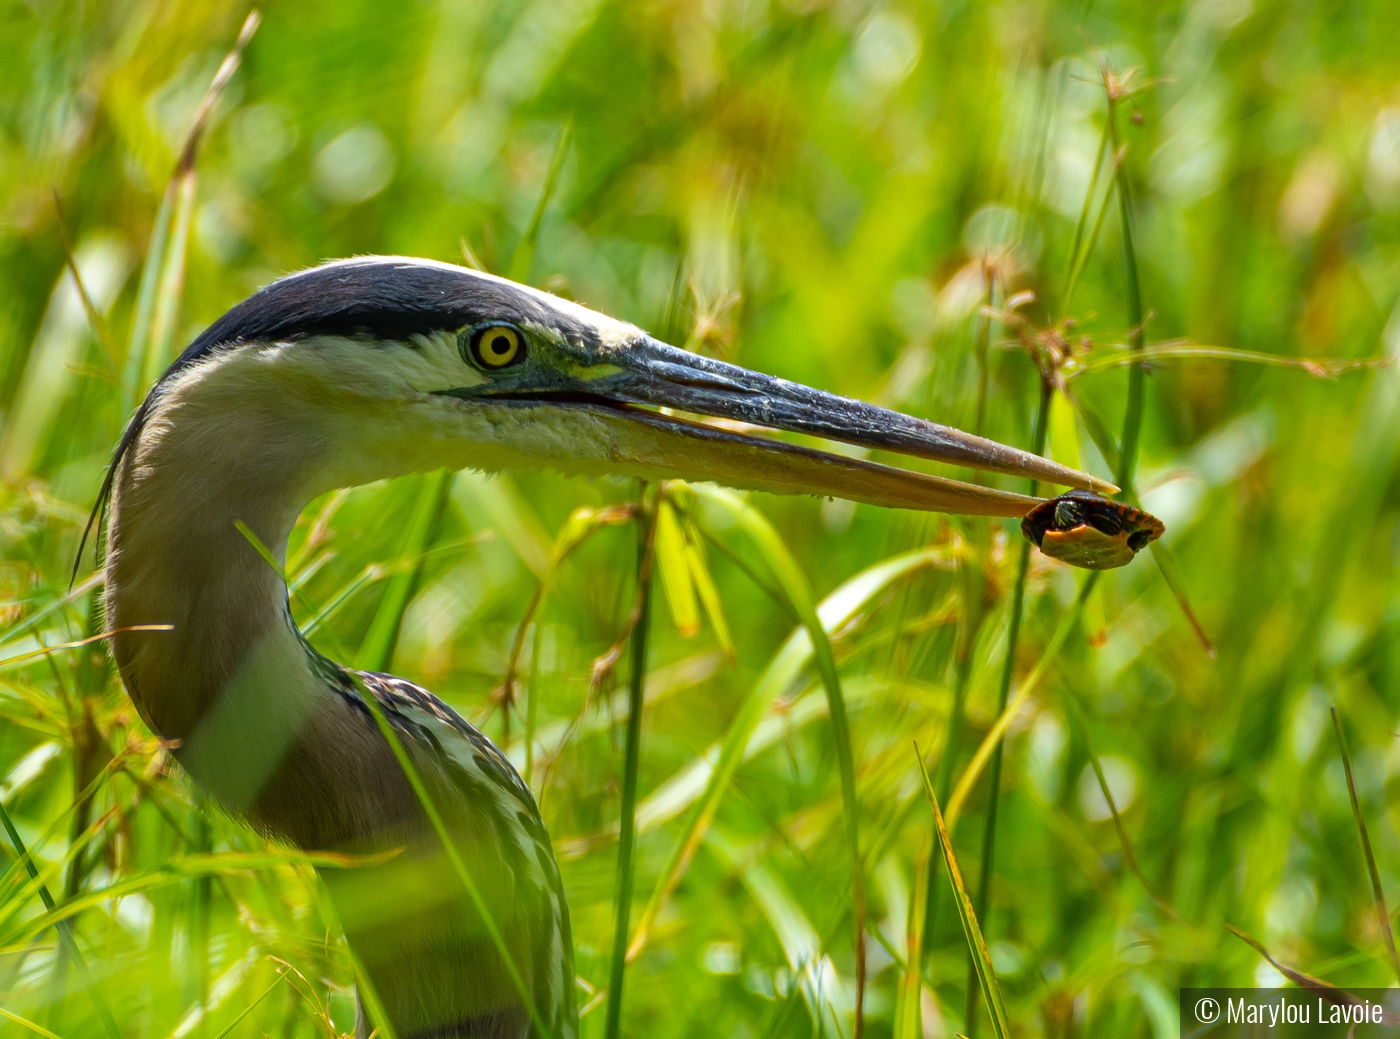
[
  {"xmin": 964, "ymin": 376, "xmax": 1051, "ymax": 1035},
  {"xmin": 921, "ymin": 275, "xmax": 998, "ymax": 961},
  {"xmin": 604, "ymin": 486, "xmax": 657, "ymax": 1039},
  {"xmin": 1108, "ymin": 96, "xmax": 1146, "ymax": 491}
]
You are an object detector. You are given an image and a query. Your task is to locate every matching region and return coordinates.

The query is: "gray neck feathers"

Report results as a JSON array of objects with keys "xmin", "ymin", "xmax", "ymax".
[
  {"xmin": 105, "ymin": 351, "xmax": 336, "ymax": 812},
  {"xmin": 102, "ymin": 336, "xmax": 494, "ymax": 814}
]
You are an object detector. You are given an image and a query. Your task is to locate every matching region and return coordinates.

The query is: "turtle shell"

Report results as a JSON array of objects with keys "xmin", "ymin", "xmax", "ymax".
[{"xmin": 1020, "ymin": 490, "xmax": 1164, "ymax": 570}]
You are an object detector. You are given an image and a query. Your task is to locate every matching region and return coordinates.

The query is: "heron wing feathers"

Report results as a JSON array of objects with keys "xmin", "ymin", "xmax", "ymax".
[{"xmin": 351, "ymin": 672, "xmax": 578, "ymax": 1039}]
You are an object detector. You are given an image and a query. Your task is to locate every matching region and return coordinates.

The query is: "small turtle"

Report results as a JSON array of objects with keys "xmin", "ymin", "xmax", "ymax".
[{"xmin": 1021, "ymin": 490, "xmax": 1164, "ymax": 570}]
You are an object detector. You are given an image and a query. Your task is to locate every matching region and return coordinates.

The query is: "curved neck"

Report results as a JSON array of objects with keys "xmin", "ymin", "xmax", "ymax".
[
  {"xmin": 106, "ymin": 388, "xmax": 321, "ymax": 813},
  {"xmin": 104, "ymin": 342, "xmax": 467, "ymax": 813}
]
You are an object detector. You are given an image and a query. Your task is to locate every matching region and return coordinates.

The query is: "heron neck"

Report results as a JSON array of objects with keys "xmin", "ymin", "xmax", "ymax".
[
  {"xmin": 105, "ymin": 421, "xmax": 322, "ymax": 813},
  {"xmin": 102, "ymin": 345, "xmax": 466, "ymax": 813}
]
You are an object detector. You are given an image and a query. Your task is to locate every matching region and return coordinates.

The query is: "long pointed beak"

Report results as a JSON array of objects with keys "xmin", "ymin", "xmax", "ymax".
[
  {"xmin": 620, "ymin": 337, "xmax": 1113, "ymax": 491},
  {"xmin": 452, "ymin": 335, "xmax": 1115, "ymax": 519}
]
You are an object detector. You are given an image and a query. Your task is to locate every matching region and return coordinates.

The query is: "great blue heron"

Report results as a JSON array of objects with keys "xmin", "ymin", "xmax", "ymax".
[{"xmin": 95, "ymin": 256, "xmax": 1112, "ymax": 1038}]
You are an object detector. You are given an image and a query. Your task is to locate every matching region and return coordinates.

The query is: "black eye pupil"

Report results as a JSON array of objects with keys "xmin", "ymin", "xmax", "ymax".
[{"xmin": 490, "ymin": 336, "xmax": 507, "ymax": 354}]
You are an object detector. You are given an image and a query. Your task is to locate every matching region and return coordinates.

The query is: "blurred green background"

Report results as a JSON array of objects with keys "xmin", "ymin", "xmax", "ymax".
[{"xmin": 2, "ymin": 0, "xmax": 1400, "ymax": 1036}]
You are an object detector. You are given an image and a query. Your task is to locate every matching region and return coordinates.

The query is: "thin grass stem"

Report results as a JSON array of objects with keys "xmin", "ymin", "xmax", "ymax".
[
  {"xmin": 144, "ymin": 168, "xmax": 197, "ymax": 391},
  {"xmin": 210, "ymin": 971, "xmax": 285, "ymax": 1039},
  {"xmin": 1224, "ymin": 925, "xmax": 1384, "ymax": 1011},
  {"xmin": 1059, "ymin": 682, "xmax": 1180, "ymax": 922},
  {"xmin": 921, "ymin": 562, "xmax": 979, "ymax": 956},
  {"xmin": 0, "ymin": 573, "xmax": 104, "ymax": 649},
  {"xmin": 1107, "ymin": 93, "xmax": 1146, "ymax": 491},
  {"xmin": 0, "ymin": 1006, "xmax": 65, "ymax": 1039},
  {"xmin": 51, "ymin": 191, "xmax": 120, "ymax": 371},
  {"xmin": 1330, "ymin": 706, "xmax": 1400, "ymax": 984},
  {"xmin": 894, "ymin": 836, "xmax": 930, "ymax": 1039},
  {"xmin": 355, "ymin": 469, "xmax": 453, "ymax": 676},
  {"xmin": 695, "ymin": 525, "xmax": 797, "ymax": 623},
  {"xmin": 525, "ymin": 621, "xmax": 543, "ymax": 786},
  {"xmin": 963, "ymin": 376, "xmax": 1051, "ymax": 1035},
  {"xmin": 915, "ymin": 750, "xmax": 1012, "ymax": 1039},
  {"xmin": 603, "ymin": 484, "xmax": 658, "ymax": 1039},
  {"xmin": 945, "ymin": 576, "xmax": 1096, "ymax": 830},
  {"xmin": 126, "ymin": 11, "xmax": 259, "ymax": 406},
  {"xmin": 121, "ymin": 181, "xmax": 174, "ymax": 413},
  {"xmin": 1067, "ymin": 343, "xmax": 1390, "ymax": 379},
  {"xmin": 697, "ymin": 486, "xmax": 869, "ymax": 1035},
  {"xmin": 509, "ymin": 121, "xmax": 572, "ymax": 285},
  {"xmin": 192, "ymin": 810, "xmax": 212, "ymax": 1039},
  {"xmin": 0, "ymin": 799, "xmax": 122, "ymax": 1039},
  {"xmin": 1062, "ymin": 118, "xmax": 1111, "ymax": 313}
]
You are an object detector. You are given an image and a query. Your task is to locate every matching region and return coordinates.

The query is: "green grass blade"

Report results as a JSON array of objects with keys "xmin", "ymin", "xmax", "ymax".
[
  {"xmin": 923, "ymin": 524, "xmax": 986, "ymax": 964},
  {"xmin": 0, "ymin": 1006, "xmax": 66, "ymax": 1039},
  {"xmin": 0, "ymin": 798, "xmax": 122, "ymax": 1039},
  {"xmin": 1107, "ymin": 90, "xmax": 1146, "ymax": 492},
  {"xmin": 627, "ymin": 545, "xmax": 939, "ymax": 961},
  {"xmin": 1067, "ymin": 343, "xmax": 1390, "ymax": 379},
  {"xmin": 452, "ymin": 472, "xmax": 553, "ymax": 578},
  {"xmin": 680, "ymin": 511, "xmax": 734, "ymax": 661},
  {"xmin": 603, "ymin": 486, "xmax": 657, "ymax": 1039},
  {"xmin": 209, "ymin": 971, "xmax": 285, "ymax": 1039},
  {"xmin": 503, "ymin": 502, "xmax": 637, "ymax": 761},
  {"xmin": 946, "ymin": 575, "xmax": 1095, "ymax": 831},
  {"xmin": 51, "ymin": 192, "xmax": 121, "ymax": 372},
  {"xmin": 592, "ymin": 676, "xmax": 890, "ymax": 855},
  {"xmin": 0, "ymin": 848, "xmax": 397, "ymax": 948},
  {"xmin": 915, "ymin": 749, "xmax": 1011, "ymax": 1039},
  {"xmin": 1061, "ymin": 117, "xmax": 1111, "ymax": 314},
  {"xmin": 135, "ymin": 13, "xmax": 259, "ymax": 399},
  {"xmin": 524, "ymin": 614, "xmax": 544, "ymax": 786},
  {"xmin": 121, "ymin": 179, "xmax": 175, "ymax": 414},
  {"xmin": 1062, "ymin": 387, "xmax": 1121, "ymax": 477},
  {"xmin": 191, "ymin": 811, "xmax": 212, "ymax": 1038},
  {"xmin": 0, "ymin": 574, "xmax": 104, "ymax": 650},
  {"xmin": 341, "ymin": 943, "xmax": 398, "ymax": 1039},
  {"xmin": 0, "ymin": 797, "xmax": 114, "ymax": 934},
  {"xmin": 1064, "ymin": 145, "xmax": 1123, "ymax": 323},
  {"xmin": 1145, "ymin": 540, "xmax": 1214, "ymax": 656},
  {"xmin": 355, "ymin": 469, "xmax": 453, "ymax": 674},
  {"xmin": 459, "ymin": 236, "xmax": 487, "ymax": 271},
  {"xmin": 164, "ymin": 946, "xmax": 257, "ymax": 1039},
  {"xmin": 894, "ymin": 838, "xmax": 931, "ymax": 1039},
  {"xmin": 684, "ymin": 485, "xmax": 867, "ymax": 1034},
  {"xmin": 654, "ymin": 497, "xmax": 699, "ymax": 637},
  {"xmin": 1059, "ymin": 392, "xmax": 1214, "ymax": 654},
  {"xmin": 0, "ymin": 755, "xmax": 121, "ymax": 901},
  {"xmin": 964, "ymin": 379, "xmax": 1050, "ymax": 1034},
  {"xmin": 1330, "ymin": 707, "xmax": 1400, "ymax": 984},
  {"xmin": 299, "ymin": 564, "xmax": 388, "ymax": 637},
  {"xmin": 973, "ymin": 271, "xmax": 997, "ymax": 437},
  {"xmin": 233, "ymin": 521, "xmax": 285, "ymax": 580},
  {"xmin": 1059, "ymin": 682, "xmax": 1179, "ymax": 921},
  {"xmin": 140, "ymin": 170, "xmax": 195, "ymax": 391},
  {"xmin": 508, "ymin": 120, "xmax": 571, "ymax": 285},
  {"xmin": 706, "ymin": 828, "xmax": 845, "ymax": 1035}
]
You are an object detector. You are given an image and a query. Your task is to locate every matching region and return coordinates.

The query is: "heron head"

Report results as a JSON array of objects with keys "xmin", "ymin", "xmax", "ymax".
[{"xmin": 100, "ymin": 256, "xmax": 1117, "ymax": 542}]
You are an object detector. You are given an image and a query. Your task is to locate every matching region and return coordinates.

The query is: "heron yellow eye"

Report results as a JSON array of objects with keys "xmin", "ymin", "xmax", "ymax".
[{"xmin": 469, "ymin": 324, "xmax": 525, "ymax": 369}]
